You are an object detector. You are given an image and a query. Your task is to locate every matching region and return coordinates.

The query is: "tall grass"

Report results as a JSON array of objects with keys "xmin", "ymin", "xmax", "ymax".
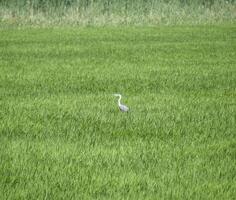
[{"xmin": 0, "ymin": 0, "xmax": 235, "ymax": 26}]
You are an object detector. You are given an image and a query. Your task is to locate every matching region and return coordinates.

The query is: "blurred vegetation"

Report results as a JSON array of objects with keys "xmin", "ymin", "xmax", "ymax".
[{"xmin": 0, "ymin": 0, "xmax": 235, "ymax": 26}]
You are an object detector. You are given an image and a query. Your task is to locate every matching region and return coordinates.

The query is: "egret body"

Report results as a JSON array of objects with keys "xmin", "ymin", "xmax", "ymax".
[{"xmin": 114, "ymin": 94, "xmax": 129, "ymax": 112}]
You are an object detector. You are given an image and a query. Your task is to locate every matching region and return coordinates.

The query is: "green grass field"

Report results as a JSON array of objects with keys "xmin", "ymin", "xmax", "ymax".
[{"xmin": 0, "ymin": 25, "xmax": 236, "ymax": 199}]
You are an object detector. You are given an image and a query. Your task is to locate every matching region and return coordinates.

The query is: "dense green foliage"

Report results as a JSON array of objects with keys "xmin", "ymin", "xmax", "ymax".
[
  {"xmin": 1, "ymin": 0, "xmax": 234, "ymax": 8},
  {"xmin": 0, "ymin": 0, "xmax": 235, "ymax": 26},
  {"xmin": 0, "ymin": 26, "xmax": 235, "ymax": 199}
]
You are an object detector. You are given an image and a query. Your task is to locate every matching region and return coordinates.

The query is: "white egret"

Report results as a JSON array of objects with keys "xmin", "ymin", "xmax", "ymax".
[{"xmin": 113, "ymin": 94, "xmax": 129, "ymax": 112}]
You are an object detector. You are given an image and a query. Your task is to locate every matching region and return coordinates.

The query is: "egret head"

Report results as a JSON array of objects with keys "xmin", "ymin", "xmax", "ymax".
[{"xmin": 113, "ymin": 94, "xmax": 121, "ymax": 97}]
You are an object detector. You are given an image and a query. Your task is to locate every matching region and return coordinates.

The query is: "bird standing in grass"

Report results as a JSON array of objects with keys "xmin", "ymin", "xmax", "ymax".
[{"xmin": 114, "ymin": 94, "xmax": 129, "ymax": 112}]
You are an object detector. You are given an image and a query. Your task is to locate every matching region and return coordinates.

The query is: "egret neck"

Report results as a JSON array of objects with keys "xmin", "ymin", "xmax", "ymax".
[{"xmin": 118, "ymin": 95, "xmax": 122, "ymax": 106}]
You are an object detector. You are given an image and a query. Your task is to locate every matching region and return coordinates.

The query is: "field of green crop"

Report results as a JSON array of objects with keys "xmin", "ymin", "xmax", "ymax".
[{"xmin": 0, "ymin": 25, "xmax": 236, "ymax": 199}]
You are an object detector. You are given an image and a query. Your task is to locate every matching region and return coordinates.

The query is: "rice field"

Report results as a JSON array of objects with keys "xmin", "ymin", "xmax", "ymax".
[{"xmin": 0, "ymin": 25, "xmax": 236, "ymax": 199}]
